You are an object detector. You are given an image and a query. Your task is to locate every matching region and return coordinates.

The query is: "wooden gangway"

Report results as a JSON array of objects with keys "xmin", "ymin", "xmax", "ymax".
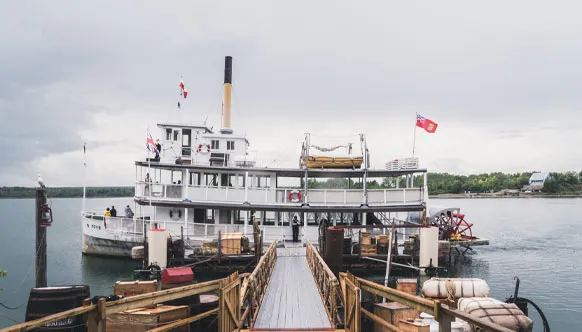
[{"xmin": 253, "ymin": 245, "xmax": 332, "ymax": 330}]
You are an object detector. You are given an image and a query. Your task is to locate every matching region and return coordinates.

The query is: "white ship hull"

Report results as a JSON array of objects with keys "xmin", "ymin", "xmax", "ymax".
[{"xmin": 81, "ymin": 212, "xmax": 341, "ymax": 258}]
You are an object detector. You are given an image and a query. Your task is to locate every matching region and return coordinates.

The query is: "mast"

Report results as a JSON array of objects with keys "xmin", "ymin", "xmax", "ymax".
[{"xmin": 221, "ymin": 56, "xmax": 234, "ymax": 134}]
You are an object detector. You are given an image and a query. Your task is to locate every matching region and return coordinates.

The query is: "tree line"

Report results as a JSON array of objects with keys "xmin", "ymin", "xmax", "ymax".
[
  {"xmin": 0, "ymin": 187, "xmax": 134, "ymax": 198},
  {"xmin": 2, "ymin": 171, "xmax": 581, "ymax": 198},
  {"xmin": 307, "ymin": 171, "xmax": 582, "ymax": 195}
]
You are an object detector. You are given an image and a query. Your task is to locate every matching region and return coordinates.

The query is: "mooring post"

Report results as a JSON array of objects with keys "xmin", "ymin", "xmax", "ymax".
[{"xmin": 35, "ymin": 188, "xmax": 47, "ymax": 288}]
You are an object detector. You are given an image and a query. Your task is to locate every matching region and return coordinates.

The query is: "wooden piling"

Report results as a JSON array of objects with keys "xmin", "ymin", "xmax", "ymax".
[{"xmin": 35, "ymin": 188, "xmax": 47, "ymax": 288}]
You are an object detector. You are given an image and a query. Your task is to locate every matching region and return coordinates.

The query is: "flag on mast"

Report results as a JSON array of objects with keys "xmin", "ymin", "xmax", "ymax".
[
  {"xmin": 146, "ymin": 132, "xmax": 159, "ymax": 153},
  {"xmin": 416, "ymin": 114, "xmax": 438, "ymax": 133}
]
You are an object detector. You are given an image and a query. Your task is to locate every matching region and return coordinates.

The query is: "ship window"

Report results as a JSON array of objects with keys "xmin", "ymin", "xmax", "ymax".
[
  {"xmin": 227, "ymin": 141, "xmax": 235, "ymax": 150},
  {"xmin": 166, "ymin": 129, "xmax": 172, "ymax": 140},
  {"xmin": 229, "ymin": 174, "xmax": 243, "ymax": 187},
  {"xmin": 211, "ymin": 140, "xmax": 220, "ymax": 150},
  {"xmin": 189, "ymin": 172, "xmax": 200, "ymax": 186},
  {"xmin": 182, "ymin": 129, "xmax": 191, "ymax": 147},
  {"xmin": 173, "ymin": 130, "xmax": 179, "ymax": 141},
  {"xmin": 205, "ymin": 173, "xmax": 219, "ymax": 187}
]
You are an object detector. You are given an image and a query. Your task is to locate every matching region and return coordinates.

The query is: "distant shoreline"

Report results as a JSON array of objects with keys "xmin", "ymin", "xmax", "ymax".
[{"xmin": 430, "ymin": 193, "xmax": 582, "ymax": 199}]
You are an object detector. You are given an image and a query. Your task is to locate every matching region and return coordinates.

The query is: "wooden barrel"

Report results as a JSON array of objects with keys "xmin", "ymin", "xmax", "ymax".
[
  {"xmin": 324, "ymin": 227, "xmax": 344, "ymax": 275},
  {"xmin": 25, "ymin": 285, "xmax": 90, "ymax": 332}
]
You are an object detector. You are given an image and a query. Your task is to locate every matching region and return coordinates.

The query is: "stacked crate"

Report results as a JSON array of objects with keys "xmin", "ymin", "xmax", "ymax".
[
  {"xmin": 360, "ymin": 232, "xmax": 376, "ymax": 255},
  {"xmin": 377, "ymin": 234, "xmax": 389, "ymax": 254}
]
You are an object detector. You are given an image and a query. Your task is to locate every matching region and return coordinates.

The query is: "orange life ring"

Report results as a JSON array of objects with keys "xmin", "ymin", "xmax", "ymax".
[
  {"xmin": 196, "ymin": 144, "xmax": 211, "ymax": 153},
  {"xmin": 288, "ymin": 190, "xmax": 302, "ymax": 203}
]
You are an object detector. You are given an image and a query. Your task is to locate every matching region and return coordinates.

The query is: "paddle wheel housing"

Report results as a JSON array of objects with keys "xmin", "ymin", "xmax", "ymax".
[{"xmin": 429, "ymin": 207, "xmax": 475, "ymax": 241}]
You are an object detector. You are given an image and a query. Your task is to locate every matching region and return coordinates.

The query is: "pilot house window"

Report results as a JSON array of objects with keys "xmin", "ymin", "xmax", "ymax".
[
  {"xmin": 227, "ymin": 141, "xmax": 235, "ymax": 150},
  {"xmin": 166, "ymin": 129, "xmax": 172, "ymax": 140},
  {"xmin": 211, "ymin": 140, "xmax": 220, "ymax": 150}
]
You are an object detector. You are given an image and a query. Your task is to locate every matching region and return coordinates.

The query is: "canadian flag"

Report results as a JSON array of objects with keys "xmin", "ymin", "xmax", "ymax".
[
  {"xmin": 183, "ymin": 88, "xmax": 188, "ymax": 98},
  {"xmin": 179, "ymin": 79, "xmax": 185, "ymax": 90}
]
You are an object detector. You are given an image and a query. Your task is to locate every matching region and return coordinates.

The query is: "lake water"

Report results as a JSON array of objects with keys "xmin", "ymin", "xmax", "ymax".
[{"xmin": 1, "ymin": 197, "xmax": 580, "ymax": 330}]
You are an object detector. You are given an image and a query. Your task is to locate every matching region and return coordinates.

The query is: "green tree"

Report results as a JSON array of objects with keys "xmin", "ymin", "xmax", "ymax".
[{"xmin": 542, "ymin": 178, "xmax": 558, "ymax": 193}]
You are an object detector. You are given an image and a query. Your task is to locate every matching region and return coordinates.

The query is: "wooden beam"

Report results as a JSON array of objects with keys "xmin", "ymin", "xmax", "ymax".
[
  {"xmin": 357, "ymin": 278, "xmax": 437, "ymax": 315},
  {"xmin": 106, "ymin": 279, "xmax": 221, "ymax": 314},
  {"xmin": 146, "ymin": 308, "xmax": 219, "ymax": 332},
  {"xmin": 361, "ymin": 308, "xmax": 400, "ymax": 332},
  {"xmin": 0, "ymin": 305, "xmax": 95, "ymax": 332}
]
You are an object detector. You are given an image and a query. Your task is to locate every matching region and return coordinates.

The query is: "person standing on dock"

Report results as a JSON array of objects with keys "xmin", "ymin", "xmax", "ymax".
[{"xmin": 292, "ymin": 215, "xmax": 300, "ymax": 242}]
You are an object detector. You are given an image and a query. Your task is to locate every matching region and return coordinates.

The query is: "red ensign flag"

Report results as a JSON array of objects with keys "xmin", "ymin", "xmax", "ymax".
[{"xmin": 416, "ymin": 114, "xmax": 438, "ymax": 133}]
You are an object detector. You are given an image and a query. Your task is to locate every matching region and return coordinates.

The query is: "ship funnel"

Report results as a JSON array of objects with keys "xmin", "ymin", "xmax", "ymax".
[{"xmin": 221, "ymin": 56, "xmax": 233, "ymax": 134}]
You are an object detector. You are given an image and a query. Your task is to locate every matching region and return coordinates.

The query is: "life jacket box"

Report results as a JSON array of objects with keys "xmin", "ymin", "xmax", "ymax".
[
  {"xmin": 161, "ymin": 267, "xmax": 194, "ymax": 285},
  {"xmin": 114, "ymin": 280, "xmax": 158, "ymax": 297},
  {"xmin": 373, "ymin": 302, "xmax": 419, "ymax": 332},
  {"xmin": 221, "ymin": 232, "xmax": 242, "ymax": 255},
  {"xmin": 458, "ymin": 297, "xmax": 533, "ymax": 332},
  {"xmin": 107, "ymin": 304, "xmax": 189, "ymax": 332}
]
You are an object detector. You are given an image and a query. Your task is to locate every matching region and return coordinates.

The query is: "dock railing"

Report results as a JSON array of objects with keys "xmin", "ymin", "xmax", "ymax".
[
  {"xmin": 241, "ymin": 240, "xmax": 277, "ymax": 328},
  {"xmin": 305, "ymin": 239, "xmax": 339, "ymax": 327},
  {"xmin": 0, "ymin": 278, "xmax": 225, "ymax": 332},
  {"xmin": 339, "ymin": 272, "xmax": 516, "ymax": 332}
]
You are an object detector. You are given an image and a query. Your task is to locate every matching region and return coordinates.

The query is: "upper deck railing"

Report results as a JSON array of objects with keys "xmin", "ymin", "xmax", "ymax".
[{"xmin": 134, "ymin": 181, "xmax": 425, "ymax": 206}]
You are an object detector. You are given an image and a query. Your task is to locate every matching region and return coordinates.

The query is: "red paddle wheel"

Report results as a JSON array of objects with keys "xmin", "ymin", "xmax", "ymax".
[{"xmin": 431, "ymin": 208, "xmax": 475, "ymax": 241}]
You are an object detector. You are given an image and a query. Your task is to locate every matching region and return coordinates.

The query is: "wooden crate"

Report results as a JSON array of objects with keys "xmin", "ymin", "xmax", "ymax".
[
  {"xmin": 373, "ymin": 302, "xmax": 419, "ymax": 332},
  {"xmin": 377, "ymin": 234, "xmax": 389, "ymax": 244},
  {"xmin": 396, "ymin": 279, "xmax": 418, "ymax": 295},
  {"xmin": 221, "ymin": 232, "xmax": 242, "ymax": 255},
  {"xmin": 360, "ymin": 232, "xmax": 371, "ymax": 245},
  {"xmin": 202, "ymin": 241, "xmax": 216, "ymax": 248},
  {"xmin": 399, "ymin": 319, "xmax": 430, "ymax": 332},
  {"xmin": 360, "ymin": 244, "xmax": 376, "ymax": 255},
  {"xmin": 113, "ymin": 280, "xmax": 157, "ymax": 297},
  {"xmin": 107, "ymin": 304, "xmax": 189, "ymax": 332}
]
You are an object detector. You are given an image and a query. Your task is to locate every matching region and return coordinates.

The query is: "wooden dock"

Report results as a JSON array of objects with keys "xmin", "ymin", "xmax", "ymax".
[
  {"xmin": 1, "ymin": 239, "xmax": 517, "ymax": 332},
  {"xmin": 253, "ymin": 246, "xmax": 332, "ymax": 329}
]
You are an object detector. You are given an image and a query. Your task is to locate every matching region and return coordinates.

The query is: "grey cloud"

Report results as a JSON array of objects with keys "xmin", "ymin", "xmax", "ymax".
[{"xmin": 2, "ymin": 0, "xmax": 582, "ymax": 185}]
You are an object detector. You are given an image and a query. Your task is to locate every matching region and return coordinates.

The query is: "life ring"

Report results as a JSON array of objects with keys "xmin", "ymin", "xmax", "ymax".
[
  {"xmin": 196, "ymin": 144, "xmax": 211, "ymax": 153},
  {"xmin": 288, "ymin": 190, "xmax": 303, "ymax": 203},
  {"xmin": 169, "ymin": 209, "xmax": 182, "ymax": 220}
]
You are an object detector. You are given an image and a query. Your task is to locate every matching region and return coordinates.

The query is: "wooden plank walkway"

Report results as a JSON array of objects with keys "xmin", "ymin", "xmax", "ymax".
[{"xmin": 253, "ymin": 245, "xmax": 332, "ymax": 329}]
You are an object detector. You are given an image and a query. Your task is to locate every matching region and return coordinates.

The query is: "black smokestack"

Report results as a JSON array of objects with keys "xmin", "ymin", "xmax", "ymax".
[{"xmin": 224, "ymin": 56, "xmax": 232, "ymax": 84}]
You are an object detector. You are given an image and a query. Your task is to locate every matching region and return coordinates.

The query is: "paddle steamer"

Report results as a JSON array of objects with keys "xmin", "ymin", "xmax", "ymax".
[{"xmin": 81, "ymin": 56, "xmax": 428, "ymax": 257}]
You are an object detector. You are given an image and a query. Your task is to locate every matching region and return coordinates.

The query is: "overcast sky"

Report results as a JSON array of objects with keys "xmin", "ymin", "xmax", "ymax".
[{"xmin": 1, "ymin": 1, "xmax": 581, "ymax": 186}]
